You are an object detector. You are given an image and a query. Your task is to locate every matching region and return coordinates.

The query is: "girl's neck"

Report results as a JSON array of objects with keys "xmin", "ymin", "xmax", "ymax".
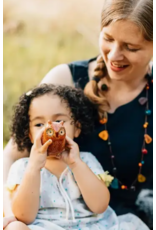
[{"xmin": 45, "ymin": 158, "xmax": 67, "ymax": 179}]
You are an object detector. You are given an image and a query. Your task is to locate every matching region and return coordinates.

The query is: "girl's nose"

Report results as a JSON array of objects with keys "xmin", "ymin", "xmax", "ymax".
[{"xmin": 107, "ymin": 44, "xmax": 124, "ymax": 62}]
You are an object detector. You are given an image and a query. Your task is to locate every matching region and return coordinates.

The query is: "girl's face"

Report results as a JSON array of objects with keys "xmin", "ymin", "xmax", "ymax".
[
  {"xmin": 29, "ymin": 94, "xmax": 80, "ymax": 143},
  {"xmin": 99, "ymin": 20, "xmax": 153, "ymax": 82}
]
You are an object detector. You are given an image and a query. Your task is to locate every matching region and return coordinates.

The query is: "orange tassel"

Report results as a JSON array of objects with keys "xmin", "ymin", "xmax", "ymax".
[
  {"xmin": 144, "ymin": 134, "xmax": 152, "ymax": 144},
  {"xmin": 99, "ymin": 118, "xmax": 107, "ymax": 124},
  {"xmin": 99, "ymin": 130, "xmax": 109, "ymax": 141},
  {"xmin": 143, "ymin": 122, "xmax": 148, "ymax": 128}
]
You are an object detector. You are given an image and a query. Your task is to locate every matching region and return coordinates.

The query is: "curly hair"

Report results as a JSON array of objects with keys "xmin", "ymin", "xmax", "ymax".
[{"xmin": 11, "ymin": 84, "xmax": 98, "ymax": 153}]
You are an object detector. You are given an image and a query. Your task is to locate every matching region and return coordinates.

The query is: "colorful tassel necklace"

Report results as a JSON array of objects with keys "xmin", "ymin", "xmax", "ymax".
[{"xmin": 98, "ymin": 76, "xmax": 153, "ymax": 191}]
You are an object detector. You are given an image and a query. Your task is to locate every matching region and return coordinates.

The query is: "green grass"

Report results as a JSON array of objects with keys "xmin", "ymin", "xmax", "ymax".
[{"xmin": 3, "ymin": 29, "xmax": 98, "ymax": 145}]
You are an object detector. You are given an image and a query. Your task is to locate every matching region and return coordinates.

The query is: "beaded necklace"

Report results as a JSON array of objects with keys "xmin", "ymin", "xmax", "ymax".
[{"xmin": 98, "ymin": 76, "xmax": 153, "ymax": 191}]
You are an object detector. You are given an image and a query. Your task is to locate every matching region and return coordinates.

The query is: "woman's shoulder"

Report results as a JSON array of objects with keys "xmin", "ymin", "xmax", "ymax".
[
  {"xmin": 41, "ymin": 63, "xmax": 74, "ymax": 86},
  {"xmin": 68, "ymin": 57, "xmax": 97, "ymax": 89},
  {"xmin": 41, "ymin": 57, "xmax": 97, "ymax": 89}
]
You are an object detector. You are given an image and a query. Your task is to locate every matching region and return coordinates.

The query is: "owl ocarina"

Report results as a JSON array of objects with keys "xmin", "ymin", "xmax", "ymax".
[{"xmin": 41, "ymin": 120, "xmax": 66, "ymax": 157}]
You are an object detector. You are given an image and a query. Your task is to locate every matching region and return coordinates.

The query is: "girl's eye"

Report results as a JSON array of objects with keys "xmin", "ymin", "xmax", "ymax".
[
  {"xmin": 59, "ymin": 128, "xmax": 65, "ymax": 136},
  {"xmin": 55, "ymin": 120, "xmax": 65, "ymax": 123},
  {"xmin": 35, "ymin": 123, "xmax": 44, "ymax": 127}
]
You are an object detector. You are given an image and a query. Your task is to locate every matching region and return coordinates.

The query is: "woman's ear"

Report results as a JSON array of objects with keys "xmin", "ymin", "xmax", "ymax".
[{"xmin": 74, "ymin": 122, "xmax": 81, "ymax": 138}]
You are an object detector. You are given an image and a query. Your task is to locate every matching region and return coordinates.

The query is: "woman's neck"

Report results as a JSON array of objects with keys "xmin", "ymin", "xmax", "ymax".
[
  {"xmin": 107, "ymin": 76, "xmax": 147, "ymax": 93},
  {"xmin": 100, "ymin": 75, "xmax": 148, "ymax": 113}
]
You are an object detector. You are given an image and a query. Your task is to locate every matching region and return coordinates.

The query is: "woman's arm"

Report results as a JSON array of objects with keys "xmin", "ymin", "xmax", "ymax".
[{"xmin": 41, "ymin": 64, "xmax": 74, "ymax": 86}]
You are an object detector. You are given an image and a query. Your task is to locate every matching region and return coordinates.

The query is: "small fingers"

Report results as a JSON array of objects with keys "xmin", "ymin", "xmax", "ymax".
[
  {"xmin": 40, "ymin": 139, "xmax": 52, "ymax": 153},
  {"xmin": 34, "ymin": 127, "xmax": 45, "ymax": 148}
]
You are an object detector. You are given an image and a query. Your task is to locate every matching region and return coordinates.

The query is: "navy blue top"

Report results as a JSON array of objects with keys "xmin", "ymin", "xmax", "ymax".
[{"xmin": 68, "ymin": 58, "xmax": 153, "ymax": 216}]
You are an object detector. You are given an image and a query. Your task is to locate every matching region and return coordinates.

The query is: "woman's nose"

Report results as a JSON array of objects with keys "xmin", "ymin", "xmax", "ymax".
[{"xmin": 107, "ymin": 44, "xmax": 124, "ymax": 61}]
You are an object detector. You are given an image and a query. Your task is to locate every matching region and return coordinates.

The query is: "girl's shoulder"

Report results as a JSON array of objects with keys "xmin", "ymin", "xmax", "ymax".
[
  {"xmin": 80, "ymin": 151, "xmax": 104, "ymax": 175},
  {"xmin": 10, "ymin": 157, "xmax": 29, "ymax": 171},
  {"xmin": 6, "ymin": 158, "xmax": 29, "ymax": 191}
]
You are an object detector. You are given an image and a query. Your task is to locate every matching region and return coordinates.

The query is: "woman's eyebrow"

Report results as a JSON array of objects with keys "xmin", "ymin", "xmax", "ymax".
[{"xmin": 125, "ymin": 42, "xmax": 140, "ymax": 47}]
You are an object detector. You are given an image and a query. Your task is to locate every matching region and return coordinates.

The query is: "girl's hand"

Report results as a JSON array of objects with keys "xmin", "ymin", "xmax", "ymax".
[
  {"xmin": 60, "ymin": 136, "xmax": 82, "ymax": 169},
  {"xmin": 28, "ymin": 128, "xmax": 52, "ymax": 171},
  {"xmin": 3, "ymin": 216, "xmax": 17, "ymax": 229}
]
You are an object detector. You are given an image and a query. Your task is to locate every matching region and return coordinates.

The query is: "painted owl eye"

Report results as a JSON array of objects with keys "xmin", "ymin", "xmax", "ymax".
[
  {"xmin": 46, "ymin": 128, "xmax": 54, "ymax": 136},
  {"xmin": 59, "ymin": 128, "xmax": 65, "ymax": 136}
]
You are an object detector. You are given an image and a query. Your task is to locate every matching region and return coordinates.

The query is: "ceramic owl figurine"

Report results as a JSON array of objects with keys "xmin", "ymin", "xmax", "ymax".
[{"xmin": 41, "ymin": 120, "xmax": 66, "ymax": 157}]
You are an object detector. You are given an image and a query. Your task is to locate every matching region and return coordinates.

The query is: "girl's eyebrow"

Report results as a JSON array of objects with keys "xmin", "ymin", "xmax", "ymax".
[
  {"xmin": 30, "ymin": 114, "xmax": 70, "ymax": 122},
  {"xmin": 53, "ymin": 113, "xmax": 70, "ymax": 118},
  {"xmin": 30, "ymin": 116, "xmax": 44, "ymax": 122}
]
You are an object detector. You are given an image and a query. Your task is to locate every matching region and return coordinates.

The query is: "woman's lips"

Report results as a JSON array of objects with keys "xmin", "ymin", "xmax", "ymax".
[{"xmin": 110, "ymin": 62, "xmax": 129, "ymax": 72}]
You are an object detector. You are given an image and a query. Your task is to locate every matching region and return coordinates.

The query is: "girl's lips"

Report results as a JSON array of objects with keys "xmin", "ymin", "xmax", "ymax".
[{"xmin": 110, "ymin": 62, "xmax": 129, "ymax": 72}]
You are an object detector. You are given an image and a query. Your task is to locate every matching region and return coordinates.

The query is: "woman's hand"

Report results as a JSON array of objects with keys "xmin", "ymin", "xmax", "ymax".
[
  {"xmin": 60, "ymin": 136, "xmax": 82, "ymax": 169},
  {"xmin": 28, "ymin": 128, "xmax": 52, "ymax": 171},
  {"xmin": 3, "ymin": 216, "xmax": 17, "ymax": 229}
]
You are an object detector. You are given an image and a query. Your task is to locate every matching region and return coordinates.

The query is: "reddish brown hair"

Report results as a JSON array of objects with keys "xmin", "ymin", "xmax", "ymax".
[{"xmin": 84, "ymin": 0, "xmax": 153, "ymax": 117}]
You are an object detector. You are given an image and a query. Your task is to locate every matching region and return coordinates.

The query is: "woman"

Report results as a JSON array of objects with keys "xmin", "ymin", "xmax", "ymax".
[{"xmin": 3, "ymin": 0, "xmax": 153, "ymax": 228}]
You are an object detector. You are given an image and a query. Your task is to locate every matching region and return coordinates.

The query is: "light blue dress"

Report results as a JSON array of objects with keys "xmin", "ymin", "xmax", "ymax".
[{"xmin": 7, "ymin": 152, "xmax": 149, "ymax": 230}]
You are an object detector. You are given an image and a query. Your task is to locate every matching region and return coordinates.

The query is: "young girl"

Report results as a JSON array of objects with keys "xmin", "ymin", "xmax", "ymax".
[{"xmin": 5, "ymin": 84, "xmax": 149, "ymax": 230}]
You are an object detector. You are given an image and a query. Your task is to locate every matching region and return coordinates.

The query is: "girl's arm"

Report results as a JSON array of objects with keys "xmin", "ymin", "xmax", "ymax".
[
  {"xmin": 61, "ymin": 136, "xmax": 110, "ymax": 214},
  {"xmin": 3, "ymin": 139, "xmax": 29, "ymax": 218},
  {"xmin": 9, "ymin": 128, "xmax": 52, "ymax": 225},
  {"xmin": 11, "ymin": 166, "xmax": 41, "ymax": 224},
  {"xmin": 71, "ymin": 160, "xmax": 110, "ymax": 214}
]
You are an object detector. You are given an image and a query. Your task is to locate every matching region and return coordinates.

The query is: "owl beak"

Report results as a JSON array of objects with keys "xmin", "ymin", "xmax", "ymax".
[{"xmin": 48, "ymin": 120, "xmax": 53, "ymax": 125}]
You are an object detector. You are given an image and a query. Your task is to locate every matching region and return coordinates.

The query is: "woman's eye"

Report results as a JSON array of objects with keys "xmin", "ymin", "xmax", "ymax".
[
  {"xmin": 103, "ymin": 37, "xmax": 113, "ymax": 42},
  {"xmin": 35, "ymin": 124, "xmax": 44, "ymax": 127},
  {"xmin": 126, "ymin": 45, "xmax": 139, "ymax": 52}
]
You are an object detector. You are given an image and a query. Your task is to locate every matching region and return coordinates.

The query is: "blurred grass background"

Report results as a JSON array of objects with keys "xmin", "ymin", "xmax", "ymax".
[{"xmin": 3, "ymin": 0, "xmax": 104, "ymax": 146}]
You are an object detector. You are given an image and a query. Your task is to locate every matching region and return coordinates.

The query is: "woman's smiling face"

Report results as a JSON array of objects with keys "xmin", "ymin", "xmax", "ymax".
[{"xmin": 99, "ymin": 20, "xmax": 153, "ymax": 81}]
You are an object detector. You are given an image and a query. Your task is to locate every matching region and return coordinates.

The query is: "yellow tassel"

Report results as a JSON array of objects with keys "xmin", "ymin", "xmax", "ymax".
[
  {"xmin": 138, "ymin": 174, "xmax": 146, "ymax": 183},
  {"xmin": 97, "ymin": 171, "xmax": 114, "ymax": 187}
]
